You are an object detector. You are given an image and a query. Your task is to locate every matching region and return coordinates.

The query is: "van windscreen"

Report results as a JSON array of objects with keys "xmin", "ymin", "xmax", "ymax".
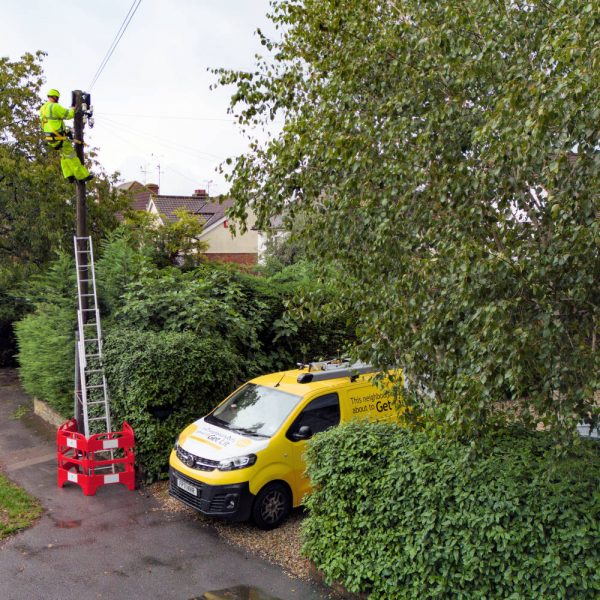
[{"xmin": 206, "ymin": 384, "xmax": 301, "ymax": 438}]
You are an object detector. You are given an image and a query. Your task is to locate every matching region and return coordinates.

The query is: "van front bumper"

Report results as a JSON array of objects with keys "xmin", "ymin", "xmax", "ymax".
[{"xmin": 169, "ymin": 466, "xmax": 254, "ymax": 521}]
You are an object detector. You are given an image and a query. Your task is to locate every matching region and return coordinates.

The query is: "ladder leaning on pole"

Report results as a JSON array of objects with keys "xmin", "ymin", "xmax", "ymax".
[
  {"xmin": 56, "ymin": 238, "xmax": 135, "ymax": 496},
  {"xmin": 73, "ymin": 236, "xmax": 112, "ymax": 438}
]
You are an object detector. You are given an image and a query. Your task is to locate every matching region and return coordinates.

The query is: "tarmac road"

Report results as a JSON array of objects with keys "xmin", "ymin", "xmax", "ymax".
[{"xmin": 0, "ymin": 369, "xmax": 330, "ymax": 600}]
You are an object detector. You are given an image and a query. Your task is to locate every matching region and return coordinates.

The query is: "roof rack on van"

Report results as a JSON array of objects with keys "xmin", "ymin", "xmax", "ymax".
[{"xmin": 296, "ymin": 360, "xmax": 377, "ymax": 384}]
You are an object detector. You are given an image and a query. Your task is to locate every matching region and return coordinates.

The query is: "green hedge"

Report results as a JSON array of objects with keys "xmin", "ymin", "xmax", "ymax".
[
  {"xmin": 14, "ymin": 304, "xmax": 75, "ymax": 416},
  {"xmin": 303, "ymin": 422, "xmax": 600, "ymax": 599},
  {"xmin": 14, "ymin": 247, "xmax": 352, "ymax": 480},
  {"xmin": 103, "ymin": 328, "xmax": 241, "ymax": 481}
]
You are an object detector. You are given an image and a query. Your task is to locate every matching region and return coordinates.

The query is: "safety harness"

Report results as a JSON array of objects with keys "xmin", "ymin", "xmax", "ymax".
[{"xmin": 41, "ymin": 102, "xmax": 70, "ymax": 149}]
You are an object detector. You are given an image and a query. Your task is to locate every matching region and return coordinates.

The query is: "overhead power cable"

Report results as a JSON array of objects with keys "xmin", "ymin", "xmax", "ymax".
[
  {"xmin": 95, "ymin": 112, "xmax": 235, "ymax": 123},
  {"xmin": 88, "ymin": 0, "xmax": 143, "ymax": 91},
  {"xmin": 98, "ymin": 120, "xmax": 223, "ymax": 164},
  {"xmin": 100, "ymin": 115, "xmax": 225, "ymax": 160}
]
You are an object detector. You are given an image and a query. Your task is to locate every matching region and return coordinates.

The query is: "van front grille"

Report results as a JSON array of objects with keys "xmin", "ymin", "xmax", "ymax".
[{"xmin": 176, "ymin": 445, "xmax": 220, "ymax": 471}]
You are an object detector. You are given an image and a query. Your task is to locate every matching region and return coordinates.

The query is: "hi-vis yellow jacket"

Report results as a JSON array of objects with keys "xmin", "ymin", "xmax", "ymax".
[{"xmin": 39, "ymin": 101, "xmax": 74, "ymax": 135}]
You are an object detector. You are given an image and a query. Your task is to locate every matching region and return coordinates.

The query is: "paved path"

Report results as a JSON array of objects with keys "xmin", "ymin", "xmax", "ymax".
[{"xmin": 0, "ymin": 370, "xmax": 330, "ymax": 600}]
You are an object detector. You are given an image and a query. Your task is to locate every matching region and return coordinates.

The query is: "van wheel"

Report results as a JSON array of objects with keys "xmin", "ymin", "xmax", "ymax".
[{"xmin": 252, "ymin": 483, "xmax": 291, "ymax": 530}]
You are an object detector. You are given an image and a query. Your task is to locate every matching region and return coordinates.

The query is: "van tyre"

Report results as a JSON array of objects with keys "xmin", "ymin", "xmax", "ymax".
[{"xmin": 252, "ymin": 483, "xmax": 291, "ymax": 530}]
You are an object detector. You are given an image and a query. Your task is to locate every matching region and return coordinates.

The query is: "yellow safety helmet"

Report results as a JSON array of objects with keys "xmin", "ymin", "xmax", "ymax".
[{"xmin": 47, "ymin": 88, "xmax": 60, "ymax": 98}]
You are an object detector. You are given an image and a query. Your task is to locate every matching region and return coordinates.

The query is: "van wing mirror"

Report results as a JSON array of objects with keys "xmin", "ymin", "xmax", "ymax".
[{"xmin": 292, "ymin": 425, "xmax": 312, "ymax": 441}]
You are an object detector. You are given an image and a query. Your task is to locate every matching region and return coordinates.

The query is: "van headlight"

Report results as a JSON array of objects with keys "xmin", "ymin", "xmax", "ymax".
[{"xmin": 217, "ymin": 454, "xmax": 257, "ymax": 471}]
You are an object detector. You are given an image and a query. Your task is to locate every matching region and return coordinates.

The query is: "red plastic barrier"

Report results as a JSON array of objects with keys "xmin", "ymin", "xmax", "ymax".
[{"xmin": 57, "ymin": 420, "xmax": 136, "ymax": 496}]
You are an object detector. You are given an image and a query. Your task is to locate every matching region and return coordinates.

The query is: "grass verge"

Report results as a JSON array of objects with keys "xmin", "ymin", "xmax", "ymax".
[{"xmin": 0, "ymin": 472, "xmax": 42, "ymax": 540}]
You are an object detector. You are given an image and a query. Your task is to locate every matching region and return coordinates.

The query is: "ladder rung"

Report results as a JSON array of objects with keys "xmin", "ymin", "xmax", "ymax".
[
  {"xmin": 86, "ymin": 353, "xmax": 101, "ymax": 358},
  {"xmin": 80, "ymin": 293, "xmax": 96, "ymax": 297},
  {"xmin": 86, "ymin": 384, "xmax": 106, "ymax": 389},
  {"xmin": 87, "ymin": 401, "xmax": 107, "ymax": 406},
  {"xmin": 89, "ymin": 417, "xmax": 108, "ymax": 422},
  {"xmin": 85, "ymin": 368, "xmax": 104, "ymax": 374}
]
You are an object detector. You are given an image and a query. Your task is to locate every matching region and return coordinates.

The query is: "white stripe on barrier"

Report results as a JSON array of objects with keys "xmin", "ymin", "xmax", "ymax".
[
  {"xmin": 67, "ymin": 471, "xmax": 78, "ymax": 483},
  {"xmin": 103, "ymin": 439, "xmax": 119, "ymax": 450},
  {"xmin": 67, "ymin": 438, "xmax": 77, "ymax": 449},
  {"xmin": 104, "ymin": 474, "xmax": 120, "ymax": 484}
]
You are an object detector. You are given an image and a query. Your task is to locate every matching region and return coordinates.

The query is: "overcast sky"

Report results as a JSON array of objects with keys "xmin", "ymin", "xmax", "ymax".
[{"xmin": 4, "ymin": 0, "xmax": 274, "ymax": 196}]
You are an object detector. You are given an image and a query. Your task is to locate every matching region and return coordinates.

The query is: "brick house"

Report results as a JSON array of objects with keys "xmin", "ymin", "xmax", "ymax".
[{"xmin": 116, "ymin": 182, "xmax": 259, "ymax": 265}]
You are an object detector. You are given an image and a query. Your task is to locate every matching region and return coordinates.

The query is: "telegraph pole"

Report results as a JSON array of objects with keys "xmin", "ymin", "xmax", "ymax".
[
  {"xmin": 73, "ymin": 89, "xmax": 87, "ymax": 431},
  {"xmin": 73, "ymin": 90, "xmax": 87, "ymax": 242}
]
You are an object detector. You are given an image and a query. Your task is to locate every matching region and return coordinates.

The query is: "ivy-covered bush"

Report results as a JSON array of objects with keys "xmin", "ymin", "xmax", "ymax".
[
  {"xmin": 303, "ymin": 422, "xmax": 600, "ymax": 599},
  {"xmin": 103, "ymin": 328, "xmax": 241, "ymax": 481}
]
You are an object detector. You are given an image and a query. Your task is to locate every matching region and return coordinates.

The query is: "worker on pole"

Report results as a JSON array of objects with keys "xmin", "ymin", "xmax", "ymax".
[{"xmin": 40, "ymin": 89, "xmax": 93, "ymax": 183}]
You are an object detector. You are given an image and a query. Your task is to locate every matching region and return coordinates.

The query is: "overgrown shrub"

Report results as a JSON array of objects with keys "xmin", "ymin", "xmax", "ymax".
[
  {"xmin": 95, "ymin": 229, "xmax": 153, "ymax": 315},
  {"xmin": 14, "ymin": 244, "xmax": 351, "ymax": 479},
  {"xmin": 113, "ymin": 261, "xmax": 349, "ymax": 377},
  {"xmin": 14, "ymin": 253, "xmax": 75, "ymax": 414},
  {"xmin": 103, "ymin": 328, "xmax": 241, "ymax": 481},
  {"xmin": 303, "ymin": 422, "xmax": 600, "ymax": 599},
  {"xmin": 14, "ymin": 304, "xmax": 75, "ymax": 415}
]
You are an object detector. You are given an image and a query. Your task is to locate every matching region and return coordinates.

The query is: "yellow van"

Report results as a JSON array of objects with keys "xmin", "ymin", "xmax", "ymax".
[{"xmin": 169, "ymin": 361, "xmax": 402, "ymax": 529}]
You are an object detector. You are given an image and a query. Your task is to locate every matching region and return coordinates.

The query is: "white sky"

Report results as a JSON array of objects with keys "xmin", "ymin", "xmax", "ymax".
[{"xmin": 3, "ymin": 0, "xmax": 274, "ymax": 196}]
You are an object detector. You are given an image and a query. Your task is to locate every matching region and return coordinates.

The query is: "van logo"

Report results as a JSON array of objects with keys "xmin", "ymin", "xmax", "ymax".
[{"xmin": 177, "ymin": 447, "xmax": 196, "ymax": 468}]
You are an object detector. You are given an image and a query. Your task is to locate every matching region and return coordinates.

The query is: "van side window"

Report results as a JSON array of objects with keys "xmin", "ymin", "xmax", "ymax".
[{"xmin": 286, "ymin": 393, "xmax": 340, "ymax": 441}]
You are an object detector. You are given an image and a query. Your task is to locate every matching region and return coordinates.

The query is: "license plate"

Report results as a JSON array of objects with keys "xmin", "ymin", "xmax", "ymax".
[{"xmin": 176, "ymin": 478, "xmax": 198, "ymax": 496}]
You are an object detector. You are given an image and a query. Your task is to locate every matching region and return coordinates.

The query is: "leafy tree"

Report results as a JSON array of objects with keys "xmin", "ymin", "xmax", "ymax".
[
  {"xmin": 0, "ymin": 51, "xmax": 126, "ymax": 363},
  {"xmin": 217, "ymin": 0, "xmax": 600, "ymax": 439},
  {"xmin": 122, "ymin": 208, "xmax": 208, "ymax": 268},
  {"xmin": 0, "ymin": 51, "xmax": 126, "ymax": 280}
]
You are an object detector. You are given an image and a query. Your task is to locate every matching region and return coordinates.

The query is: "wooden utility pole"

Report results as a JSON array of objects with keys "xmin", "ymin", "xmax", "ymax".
[
  {"xmin": 73, "ymin": 89, "xmax": 87, "ymax": 431},
  {"xmin": 74, "ymin": 90, "xmax": 87, "ymax": 241}
]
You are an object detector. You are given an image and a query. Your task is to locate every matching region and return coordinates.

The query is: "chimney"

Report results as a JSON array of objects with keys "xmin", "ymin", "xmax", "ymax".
[
  {"xmin": 193, "ymin": 189, "xmax": 208, "ymax": 200},
  {"xmin": 146, "ymin": 183, "xmax": 159, "ymax": 194}
]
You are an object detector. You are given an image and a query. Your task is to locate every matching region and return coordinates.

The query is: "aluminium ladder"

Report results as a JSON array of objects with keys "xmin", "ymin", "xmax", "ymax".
[{"xmin": 73, "ymin": 236, "xmax": 112, "ymax": 438}]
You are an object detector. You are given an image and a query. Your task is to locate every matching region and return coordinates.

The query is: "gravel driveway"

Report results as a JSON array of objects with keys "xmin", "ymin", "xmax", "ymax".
[{"xmin": 151, "ymin": 481, "xmax": 314, "ymax": 581}]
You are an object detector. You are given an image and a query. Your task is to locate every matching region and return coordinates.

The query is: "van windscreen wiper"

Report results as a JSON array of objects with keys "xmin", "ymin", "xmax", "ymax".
[
  {"xmin": 227, "ymin": 425, "xmax": 269, "ymax": 438},
  {"xmin": 205, "ymin": 414, "xmax": 228, "ymax": 427}
]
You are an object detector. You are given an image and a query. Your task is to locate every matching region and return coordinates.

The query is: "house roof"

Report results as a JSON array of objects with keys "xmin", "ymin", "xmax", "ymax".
[
  {"xmin": 116, "ymin": 181, "xmax": 235, "ymax": 232},
  {"xmin": 116, "ymin": 181, "xmax": 147, "ymax": 192},
  {"xmin": 116, "ymin": 181, "xmax": 156, "ymax": 214},
  {"xmin": 151, "ymin": 196, "xmax": 234, "ymax": 229}
]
